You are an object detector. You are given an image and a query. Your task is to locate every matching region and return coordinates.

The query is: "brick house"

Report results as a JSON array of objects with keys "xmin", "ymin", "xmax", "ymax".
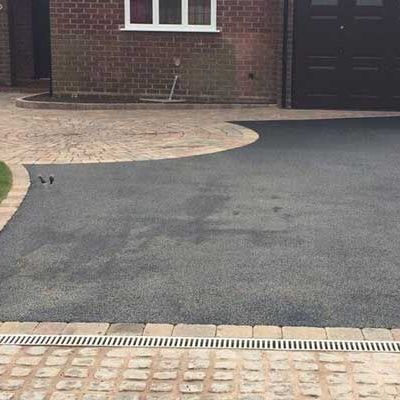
[{"xmin": 1, "ymin": 0, "xmax": 399, "ymax": 108}]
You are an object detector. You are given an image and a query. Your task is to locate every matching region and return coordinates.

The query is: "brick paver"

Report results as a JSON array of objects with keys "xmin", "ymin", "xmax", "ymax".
[
  {"xmin": 253, "ymin": 326, "xmax": 283, "ymax": 339},
  {"xmin": 143, "ymin": 325, "xmax": 174, "ymax": 337},
  {"xmin": 362, "ymin": 328, "xmax": 394, "ymax": 342},
  {"xmin": 216, "ymin": 326, "xmax": 253, "ymax": 338},
  {"xmin": 325, "ymin": 328, "xmax": 364, "ymax": 341},
  {"xmin": 107, "ymin": 325, "xmax": 145, "ymax": 337},
  {"xmin": 282, "ymin": 327, "xmax": 327, "ymax": 340},
  {"xmin": 172, "ymin": 325, "xmax": 216, "ymax": 338},
  {"xmin": 0, "ymin": 344, "xmax": 399, "ymax": 399}
]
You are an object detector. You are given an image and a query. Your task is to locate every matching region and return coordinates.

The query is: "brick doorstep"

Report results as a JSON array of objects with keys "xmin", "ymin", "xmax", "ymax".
[{"xmin": 0, "ymin": 321, "xmax": 398, "ymax": 341}]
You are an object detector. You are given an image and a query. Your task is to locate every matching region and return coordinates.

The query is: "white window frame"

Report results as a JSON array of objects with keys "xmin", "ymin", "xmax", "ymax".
[{"xmin": 121, "ymin": 0, "xmax": 219, "ymax": 32}]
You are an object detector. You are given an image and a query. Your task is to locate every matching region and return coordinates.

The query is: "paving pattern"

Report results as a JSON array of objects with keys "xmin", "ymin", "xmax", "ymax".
[
  {"xmin": 2, "ymin": 92, "xmax": 400, "ymax": 165},
  {"xmin": 0, "ymin": 93, "xmax": 260, "ymax": 164},
  {"xmin": 1, "ymin": 344, "xmax": 400, "ymax": 400}
]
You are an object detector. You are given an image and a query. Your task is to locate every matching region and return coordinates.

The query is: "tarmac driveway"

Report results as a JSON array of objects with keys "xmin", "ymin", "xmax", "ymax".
[{"xmin": 1, "ymin": 117, "xmax": 400, "ymax": 327}]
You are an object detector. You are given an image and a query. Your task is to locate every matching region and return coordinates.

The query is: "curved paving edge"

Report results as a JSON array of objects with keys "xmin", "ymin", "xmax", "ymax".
[
  {"xmin": 0, "ymin": 322, "xmax": 399, "ymax": 341},
  {"xmin": 30, "ymin": 124, "xmax": 260, "ymax": 165},
  {"xmin": 0, "ymin": 164, "xmax": 30, "ymax": 233}
]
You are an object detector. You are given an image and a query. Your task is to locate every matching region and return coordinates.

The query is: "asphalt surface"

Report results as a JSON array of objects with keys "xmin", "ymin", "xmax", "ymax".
[{"xmin": 1, "ymin": 117, "xmax": 400, "ymax": 327}]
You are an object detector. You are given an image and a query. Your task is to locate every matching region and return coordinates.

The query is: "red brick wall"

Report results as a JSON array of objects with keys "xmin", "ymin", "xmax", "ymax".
[
  {"xmin": 50, "ymin": 0, "xmax": 284, "ymax": 103},
  {"xmin": 0, "ymin": 0, "xmax": 11, "ymax": 85}
]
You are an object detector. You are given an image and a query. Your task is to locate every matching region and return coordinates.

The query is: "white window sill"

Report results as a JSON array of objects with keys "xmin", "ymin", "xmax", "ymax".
[{"xmin": 120, "ymin": 25, "xmax": 220, "ymax": 33}]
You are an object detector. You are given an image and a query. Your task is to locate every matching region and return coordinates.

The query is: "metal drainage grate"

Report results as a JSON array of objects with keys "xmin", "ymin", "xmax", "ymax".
[{"xmin": 0, "ymin": 335, "xmax": 399, "ymax": 353}]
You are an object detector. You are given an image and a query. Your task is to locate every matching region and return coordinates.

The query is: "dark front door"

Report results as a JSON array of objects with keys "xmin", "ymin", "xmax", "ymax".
[
  {"xmin": 293, "ymin": 0, "xmax": 400, "ymax": 109},
  {"xmin": 32, "ymin": 0, "xmax": 51, "ymax": 79}
]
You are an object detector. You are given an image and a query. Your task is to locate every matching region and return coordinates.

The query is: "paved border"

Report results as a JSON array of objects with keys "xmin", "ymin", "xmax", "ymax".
[
  {"xmin": 0, "ymin": 164, "xmax": 30, "ymax": 232},
  {"xmin": 0, "ymin": 322, "xmax": 399, "ymax": 341},
  {"xmin": 16, "ymin": 95, "xmax": 270, "ymax": 111}
]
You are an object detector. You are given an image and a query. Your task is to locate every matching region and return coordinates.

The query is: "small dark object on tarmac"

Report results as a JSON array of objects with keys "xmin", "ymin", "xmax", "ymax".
[{"xmin": 38, "ymin": 176, "xmax": 46, "ymax": 184}]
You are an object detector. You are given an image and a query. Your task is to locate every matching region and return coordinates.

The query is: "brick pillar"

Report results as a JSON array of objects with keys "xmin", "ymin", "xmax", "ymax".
[{"xmin": 0, "ymin": 0, "xmax": 12, "ymax": 85}]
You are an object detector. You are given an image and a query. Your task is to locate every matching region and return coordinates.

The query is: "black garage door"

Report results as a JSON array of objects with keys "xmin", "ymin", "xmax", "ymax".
[{"xmin": 292, "ymin": 0, "xmax": 400, "ymax": 109}]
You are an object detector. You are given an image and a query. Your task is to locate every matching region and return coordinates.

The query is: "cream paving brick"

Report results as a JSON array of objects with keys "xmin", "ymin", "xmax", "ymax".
[
  {"xmin": 362, "ymin": 328, "xmax": 394, "ymax": 341},
  {"xmin": 16, "ymin": 356, "xmax": 42, "ymax": 366},
  {"xmin": 25, "ymin": 347, "xmax": 47, "ymax": 356},
  {"xmin": 143, "ymin": 324, "xmax": 174, "ymax": 336},
  {"xmin": 326, "ymin": 327, "xmax": 364, "ymax": 340},
  {"xmin": 0, "ymin": 393, "xmax": 14, "ymax": 400},
  {"xmin": 35, "ymin": 367, "xmax": 61, "ymax": 378},
  {"xmin": 106, "ymin": 323, "xmax": 145, "ymax": 336},
  {"xmin": 391, "ymin": 329, "xmax": 400, "ymax": 341},
  {"xmin": 253, "ymin": 325, "xmax": 282, "ymax": 339},
  {"xmin": 173, "ymin": 324, "xmax": 216, "ymax": 337},
  {"xmin": 20, "ymin": 392, "xmax": 47, "ymax": 400},
  {"xmin": 282, "ymin": 326, "xmax": 327, "ymax": 340},
  {"xmin": 216, "ymin": 325, "xmax": 253, "ymax": 338},
  {"xmin": 127, "ymin": 358, "xmax": 152, "ymax": 369},
  {"xmin": 10, "ymin": 366, "xmax": 31, "ymax": 377},
  {"xmin": 33, "ymin": 322, "xmax": 68, "ymax": 335},
  {"xmin": 62, "ymin": 323, "xmax": 110, "ymax": 335},
  {"xmin": 45, "ymin": 356, "xmax": 69, "ymax": 366},
  {"xmin": 0, "ymin": 322, "xmax": 38, "ymax": 334}
]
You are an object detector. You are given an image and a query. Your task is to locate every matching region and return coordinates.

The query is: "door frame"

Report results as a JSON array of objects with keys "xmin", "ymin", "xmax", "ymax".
[
  {"xmin": 7, "ymin": 0, "xmax": 52, "ymax": 92},
  {"xmin": 7, "ymin": 0, "xmax": 16, "ymax": 85},
  {"xmin": 32, "ymin": 0, "xmax": 52, "ymax": 81}
]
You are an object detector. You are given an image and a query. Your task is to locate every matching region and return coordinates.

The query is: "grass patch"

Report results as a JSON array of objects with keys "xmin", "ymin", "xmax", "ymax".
[{"xmin": 0, "ymin": 162, "xmax": 12, "ymax": 203}]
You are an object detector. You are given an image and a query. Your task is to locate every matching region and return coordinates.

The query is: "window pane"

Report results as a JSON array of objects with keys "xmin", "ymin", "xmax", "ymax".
[
  {"xmin": 189, "ymin": 0, "xmax": 211, "ymax": 25},
  {"xmin": 131, "ymin": 0, "xmax": 152, "ymax": 23},
  {"xmin": 159, "ymin": 0, "xmax": 182, "ymax": 24}
]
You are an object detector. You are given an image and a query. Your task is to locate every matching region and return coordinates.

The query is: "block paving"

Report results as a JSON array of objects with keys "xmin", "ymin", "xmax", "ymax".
[{"xmin": 0, "ymin": 343, "xmax": 400, "ymax": 400}]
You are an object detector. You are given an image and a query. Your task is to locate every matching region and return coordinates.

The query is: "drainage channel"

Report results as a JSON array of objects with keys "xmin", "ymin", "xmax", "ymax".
[{"xmin": 0, "ymin": 335, "xmax": 399, "ymax": 353}]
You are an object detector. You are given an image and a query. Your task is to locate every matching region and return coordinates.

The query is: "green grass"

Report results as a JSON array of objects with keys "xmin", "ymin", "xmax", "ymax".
[{"xmin": 0, "ymin": 162, "xmax": 12, "ymax": 203}]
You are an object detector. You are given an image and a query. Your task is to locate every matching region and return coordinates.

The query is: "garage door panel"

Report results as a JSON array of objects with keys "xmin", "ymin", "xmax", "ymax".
[
  {"xmin": 347, "ymin": 56, "xmax": 385, "ymax": 98},
  {"xmin": 392, "ymin": 56, "xmax": 400, "ymax": 104}
]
